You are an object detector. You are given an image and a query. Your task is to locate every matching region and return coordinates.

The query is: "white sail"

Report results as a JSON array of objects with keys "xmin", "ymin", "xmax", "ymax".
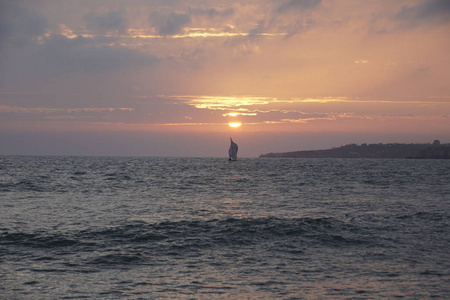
[{"xmin": 229, "ymin": 138, "xmax": 238, "ymax": 160}]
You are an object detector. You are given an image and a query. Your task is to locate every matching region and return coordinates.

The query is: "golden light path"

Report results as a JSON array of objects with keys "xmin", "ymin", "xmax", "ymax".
[{"xmin": 228, "ymin": 122, "xmax": 242, "ymax": 128}]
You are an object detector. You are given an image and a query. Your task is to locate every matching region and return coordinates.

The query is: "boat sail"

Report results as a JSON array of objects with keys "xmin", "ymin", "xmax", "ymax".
[{"xmin": 229, "ymin": 138, "xmax": 238, "ymax": 160}]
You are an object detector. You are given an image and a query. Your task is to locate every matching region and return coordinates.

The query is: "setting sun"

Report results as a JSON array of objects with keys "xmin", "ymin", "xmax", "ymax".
[{"xmin": 228, "ymin": 122, "xmax": 242, "ymax": 128}]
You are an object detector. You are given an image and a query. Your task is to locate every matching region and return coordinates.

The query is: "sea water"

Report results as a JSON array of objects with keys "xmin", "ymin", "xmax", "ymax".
[{"xmin": 0, "ymin": 156, "xmax": 449, "ymax": 299}]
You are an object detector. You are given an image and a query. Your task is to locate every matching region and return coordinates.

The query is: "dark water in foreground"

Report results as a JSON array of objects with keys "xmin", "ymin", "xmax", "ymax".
[{"xmin": 1, "ymin": 156, "xmax": 449, "ymax": 299}]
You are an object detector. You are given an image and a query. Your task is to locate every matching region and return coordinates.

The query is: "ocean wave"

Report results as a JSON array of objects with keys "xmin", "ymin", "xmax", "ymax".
[
  {"xmin": 1, "ymin": 217, "xmax": 373, "ymax": 255},
  {"xmin": 90, "ymin": 253, "xmax": 143, "ymax": 266},
  {"xmin": 1, "ymin": 231, "xmax": 95, "ymax": 249},
  {"xmin": 397, "ymin": 211, "xmax": 449, "ymax": 222}
]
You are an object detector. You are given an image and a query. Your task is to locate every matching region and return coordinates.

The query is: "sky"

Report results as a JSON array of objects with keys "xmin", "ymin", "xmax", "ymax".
[{"xmin": 1, "ymin": 0, "xmax": 449, "ymax": 157}]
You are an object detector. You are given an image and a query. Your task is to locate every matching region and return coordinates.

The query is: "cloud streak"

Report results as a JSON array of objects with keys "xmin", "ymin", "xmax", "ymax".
[{"xmin": 0, "ymin": 105, "xmax": 134, "ymax": 114}]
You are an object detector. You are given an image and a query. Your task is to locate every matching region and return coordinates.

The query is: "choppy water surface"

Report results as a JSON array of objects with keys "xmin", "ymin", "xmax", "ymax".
[{"xmin": 1, "ymin": 156, "xmax": 449, "ymax": 299}]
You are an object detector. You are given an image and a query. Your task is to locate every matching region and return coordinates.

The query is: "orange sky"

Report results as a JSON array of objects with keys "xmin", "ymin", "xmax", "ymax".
[{"xmin": 1, "ymin": 0, "xmax": 449, "ymax": 156}]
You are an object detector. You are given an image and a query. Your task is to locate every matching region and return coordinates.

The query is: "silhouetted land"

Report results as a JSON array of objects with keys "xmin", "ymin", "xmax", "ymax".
[{"xmin": 259, "ymin": 140, "xmax": 450, "ymax": 159}]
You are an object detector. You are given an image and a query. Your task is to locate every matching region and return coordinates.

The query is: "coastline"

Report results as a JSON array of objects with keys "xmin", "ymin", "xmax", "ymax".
[{"xmin": 260, "ymin": 140, "xmax": 450, "ymax": 159}]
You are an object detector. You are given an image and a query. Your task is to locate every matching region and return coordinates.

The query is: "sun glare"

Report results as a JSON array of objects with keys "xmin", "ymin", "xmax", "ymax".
[{"xmin": 228, "ymin": 122, "xmax": 242, "ymax": 128}]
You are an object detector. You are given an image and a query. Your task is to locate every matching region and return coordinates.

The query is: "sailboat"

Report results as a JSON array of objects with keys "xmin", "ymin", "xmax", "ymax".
[{"xmin": 229, "ymin": 138, "xmax": 238, "ymax": 161}]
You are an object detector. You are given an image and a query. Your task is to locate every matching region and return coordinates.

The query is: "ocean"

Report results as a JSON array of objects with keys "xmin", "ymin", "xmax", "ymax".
[{"xmin": 1, "ymin": 156, "xmax": 449, "ymax": 299}]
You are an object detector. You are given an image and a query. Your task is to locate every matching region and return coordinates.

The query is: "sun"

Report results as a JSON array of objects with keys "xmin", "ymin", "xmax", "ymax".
[{"xmin": 228, "ymin": 122, "xmax": 242, "ymax": 128}]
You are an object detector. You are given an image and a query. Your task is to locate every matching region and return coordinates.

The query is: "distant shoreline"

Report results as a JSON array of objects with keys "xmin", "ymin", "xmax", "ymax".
[{"xmin": 259, "ymin": 140, "xmax": 450, "ymax": 159}]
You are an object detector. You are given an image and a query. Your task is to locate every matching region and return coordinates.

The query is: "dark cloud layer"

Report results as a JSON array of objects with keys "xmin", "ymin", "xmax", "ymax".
[
  {"xmin": 189, "ymin": 7, "xmax": 234, "ymax": 18},
  {"xmin": 250, "ymin": 0, "xmax": 322, "ymax": 37},
  {"xmin": 150, "ymin": 12, "xmax": 191, "ymax": 35},
  {"xmin": 35, "ymin": 35, "xmax": 159, "ymax": 75},
  {"xmin": 396, "ymin": 0, "xmax": 450, "ymax": 26},
  {"xmin": 0, "ymin": 2, "xmax": 47, "ymax": 48},
  {"xmin": 85, "ymin": 10, "xmax": 127, "ymax": 34},
  {"xmin": 277, "ymin": 0, "xmax": 322, "ymax": 13},
  {"xmin": 0, "ymin": 3, "xmax": 158, "ymax": 79}
]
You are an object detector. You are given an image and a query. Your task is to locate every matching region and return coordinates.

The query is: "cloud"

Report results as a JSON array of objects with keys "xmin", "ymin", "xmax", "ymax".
[
  {"xmin": 85, "ymin": 10, "xmax": 127, "ymax": 34},
  {"xmin": 395, "ymin": 0, "xmax": 450, "ymax": 26},
  {"xmin": 0, "ymin": 105, "xmax": 134, "ymax": 114},
  {"xmin": 276, "ymin": 0, "xmax": 322, "ymax": 14},
  {"xmin": 0, "ymin": 1, "xmax": 47, "ymax": 48},
  {"xmin": 150, "ymin": 12, "xmax": 191, "ymax": 35},
  {"xmin": 189, "ymin": 7, "xmax": 234, "ymax": 18},
  {"xmin": 247, "ymin": 0, "xmax": 322, "ymax": 37},
  {"xmin": 34, "ymin": 35, "xmax": 159, "ymax": 75}
]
